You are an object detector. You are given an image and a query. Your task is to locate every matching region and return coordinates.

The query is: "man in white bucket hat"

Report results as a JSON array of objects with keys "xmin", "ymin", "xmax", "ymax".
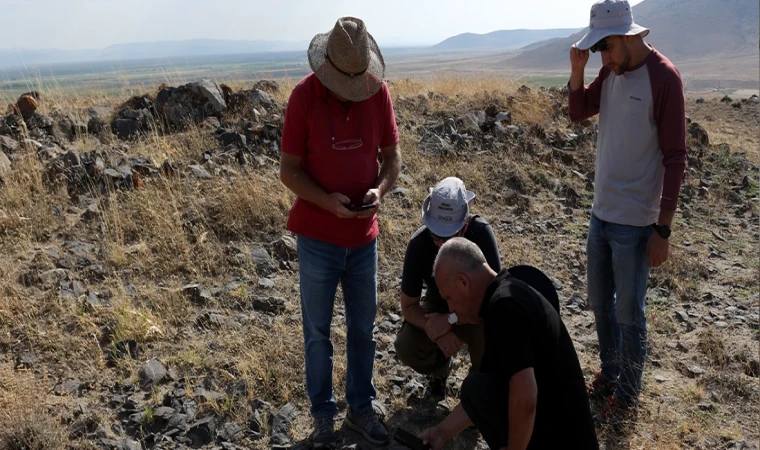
[
  {"xmin": 394, "ymin": 177, "xmax": 501, "ymax": 400},
  {"xmin": 568, "ymin": 0, "xmax": 687, "ymax": 427},
  {"xmin": 279, "ymin": 16, "xmax": 401, "ymax": 448}
]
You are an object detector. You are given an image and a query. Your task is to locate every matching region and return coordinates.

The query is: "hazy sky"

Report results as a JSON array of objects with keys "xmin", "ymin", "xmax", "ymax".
[{"xmin": 1, "ymin": 0, "xmax": 645, "ymax": 49}]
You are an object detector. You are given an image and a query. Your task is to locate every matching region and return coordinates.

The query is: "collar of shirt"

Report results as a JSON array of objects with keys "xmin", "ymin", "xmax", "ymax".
[{"xmin": 480, "ymin": 268, "xmax": 511, "ymax": 318}]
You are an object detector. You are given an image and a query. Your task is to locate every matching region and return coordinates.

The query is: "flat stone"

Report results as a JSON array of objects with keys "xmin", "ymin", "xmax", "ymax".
[{"xmin": 138, "ymin": 358, "xmax": 167, "ymax": 389}]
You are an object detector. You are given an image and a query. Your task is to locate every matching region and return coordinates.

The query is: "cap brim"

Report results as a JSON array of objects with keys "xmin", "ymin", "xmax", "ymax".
[
  {"xmin": 574, "ymin": 24, "xmax": 650, "ymax": 50},
  {"xmin": 421, "ymin": 194, "xmax": 470, "ymax": 238}
]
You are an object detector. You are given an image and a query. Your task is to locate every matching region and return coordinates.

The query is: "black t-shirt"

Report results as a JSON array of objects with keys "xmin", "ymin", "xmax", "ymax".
[
  {"xmin": 401, "ymin": 215, "xmax": 501, "ymax": 308},
  {"xmin": 480, "ymin": 269, "xmax": 598, "ymax": 450}
]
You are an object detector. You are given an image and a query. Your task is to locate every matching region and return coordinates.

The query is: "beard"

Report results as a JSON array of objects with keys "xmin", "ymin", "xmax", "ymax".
[{"xmin": 614, "ymin": 47, "xmax": 632, "ymax": 75}]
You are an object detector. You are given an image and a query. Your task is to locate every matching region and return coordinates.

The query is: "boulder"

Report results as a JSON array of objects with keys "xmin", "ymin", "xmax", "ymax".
[
  {"xmin": 688, "ymin": 122, "xmax": 709, "ymax": 146},
  {"xmin": 252, "ymin": 79, "xmax": 280, "ymax": 93},
  {"xmin": 16, "ymin": 94, "xmax": 38, "ymax": 116},
  {"xmin": 155, "ymin": 79, "xmax": 227, "ymax": 129}
]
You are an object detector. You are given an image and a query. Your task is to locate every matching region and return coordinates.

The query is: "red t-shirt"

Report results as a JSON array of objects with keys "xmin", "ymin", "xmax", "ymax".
[{"xmin": 281, "ymin": 73, "xmax": 399, "ymax": 248}]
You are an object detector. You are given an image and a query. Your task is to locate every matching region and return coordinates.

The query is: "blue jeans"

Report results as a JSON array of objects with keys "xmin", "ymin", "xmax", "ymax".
[
  {"xmin": 297, "ymin": 235, "xmax": 378, "ymax": 418},
  {"xmin": 587, "ymin": 213, "xmax": 652, "ymax": 406}
]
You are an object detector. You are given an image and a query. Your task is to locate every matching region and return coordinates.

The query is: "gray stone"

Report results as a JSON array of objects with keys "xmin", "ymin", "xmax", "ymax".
[
  {"xmin": 153, "ymin": 406, "xmax": 176, "ymax": 420},
  {"xmin": 250, "ymin": 245, "xmax": 275, "ymax": 274},
  {"xmin": 111, "ymin": 118, "xmax": 143, "ymax": 140},
  {"xmin": 248, "ymin": 89, "xmax": 274, "ymax": 109},
  {"xmin": 688, "ymin": 122, "xmax": 709, "ymax": 146},
  {"xmin": 117, "ymin": 439, "xmax": 142, "ymax": 450},
  {"xmin": 193, "ymin": 79, "xmax": 227, "ymax": 114},
  {"xmin": 273, "ymin": 235, "xmax": 298, "ymax": 261},
  {"xmin": 0, "ymin": 135, "xmax": 19, "ymax": 153},
  {"xmin": 39, "ymin": 268, "xmax": 69, "ymax": 287},
  {"xmin": 252, "ymin": 296, "xmax": 286, "ymax": 314},
  {"xmin": 196, "ymin": 310, "xmax": 239, "ymax": 329},
  {"xmin": 0, "ymin": 151, "xmax": 10, "ymax": 179},
  {"xmin": 189, "ymin": 164, "xmax": 212, "ymax": 179},
  {"xmin": 495, "ymin": 111, "xmax": 512, "ymax": 124},
  {"xmin": 194, "ymin": 387, "xmax": 225, "ymax": 403},
  {"xmin": 419, "ymin": 132, "xmax": 453, "ymax": 156},
  {"xmin": 258, "ymin": 277, "xmax": 275, "ymax": 289},
  {"xmin": 138, "ymin": 358, "xmax": 167, "ymax": 389},
  {"xmin": 15, "ymin": 351, "xmax": 38, "ymax": 369},
  {"xmin": 218, "ymin": 421, "xmax": 244, "ymax": 442},
  {"xmin": 54, "ymin": 379, "xmax": 82, "ymax": 396},
  {"xmin": 271, "ymin": 403, "xmax": 298, "ymax": 436}
]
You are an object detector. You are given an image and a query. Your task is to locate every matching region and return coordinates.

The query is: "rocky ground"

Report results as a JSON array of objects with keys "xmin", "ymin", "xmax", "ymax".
[{"xmin": 0, "ymin": 76, "xmax": 758, "ymax": 450}]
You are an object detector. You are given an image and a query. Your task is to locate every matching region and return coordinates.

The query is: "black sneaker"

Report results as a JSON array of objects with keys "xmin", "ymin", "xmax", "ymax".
[
  {"xmin": 594, "ymin": 396, "xmax": 636, "ymax": 428},
  {"xmin": 587, "ymin": 371, "xmax": 616, "ymax": 401},
  {"xmin": 311, "ymin": 416, "xmax": 337, "ymax": 449},
  {"xmin": 345, "ymin": 407, "xmax": 389, "ymax": 445}
]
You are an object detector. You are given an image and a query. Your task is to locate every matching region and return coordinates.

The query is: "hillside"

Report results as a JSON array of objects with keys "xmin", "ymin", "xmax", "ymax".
[
  {"xmin": 432, "ymin": 28, "xmax": 581, "ymax": 52},
  {"xmin": 0, "ymin": 76, "xmax": 758, "ymax": 450},
  {"xmin": 507, "ymin": 0, "xmax": 759, "ymax": 76}
]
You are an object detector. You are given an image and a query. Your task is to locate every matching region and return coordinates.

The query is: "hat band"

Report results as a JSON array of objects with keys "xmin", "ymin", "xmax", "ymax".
[{"xmin": 325, "ymin": 53, "xmax": 367, "ymax": 78}]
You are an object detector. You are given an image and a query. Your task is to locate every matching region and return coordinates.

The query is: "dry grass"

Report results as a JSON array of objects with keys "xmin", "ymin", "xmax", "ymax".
[{"xmin": 0, "ymin": 369, "xmax": 69, "ymax": 450}]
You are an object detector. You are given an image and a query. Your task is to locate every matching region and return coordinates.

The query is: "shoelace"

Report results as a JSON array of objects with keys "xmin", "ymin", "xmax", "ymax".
[
  {"xmin": 316, "ymin": 418, "xmax": 334, "ymax": 436},
  {"xmin": 361, "ymin": 411, "xmax": 381, "ymax": 430}
]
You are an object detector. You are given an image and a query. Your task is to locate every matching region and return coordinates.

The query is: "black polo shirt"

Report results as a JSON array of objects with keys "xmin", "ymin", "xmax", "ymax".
[
  {"xmin": 400, "ymin": 214, "xmax": 501, "ymax": 308},
  {"xmin": 479, "ymin": 269, "xmax": 598, "ymax": 449}
]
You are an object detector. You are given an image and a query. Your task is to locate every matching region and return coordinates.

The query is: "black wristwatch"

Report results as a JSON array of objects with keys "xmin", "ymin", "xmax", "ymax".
[{"xmin": 652, "ymin": 224, "xmax": 671, "ymax": 239}]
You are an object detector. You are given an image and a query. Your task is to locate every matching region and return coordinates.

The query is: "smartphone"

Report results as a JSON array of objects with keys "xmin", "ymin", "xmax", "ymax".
[
  {"xmin": 347, "ymin": 203, "xmax": 376, "ymax": 211},
  {"xmin": 393, "ymin": 429, "xmax": 430, "ymax": 450}
]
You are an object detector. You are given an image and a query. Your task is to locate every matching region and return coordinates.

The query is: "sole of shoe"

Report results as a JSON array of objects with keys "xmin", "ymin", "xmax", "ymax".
[{"xmin": 344, "ymin": 417, "xmax": 389, "ymax": 446}]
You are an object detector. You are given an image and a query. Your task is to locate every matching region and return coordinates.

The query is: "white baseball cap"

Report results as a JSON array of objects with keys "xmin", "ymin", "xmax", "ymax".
[
  {"xmin": 575, "ymin": 0, "xmax": 650, "ymax": 51},
  {"xmin": 421, "ymin": 177, "xmax": 475, "ymax": 237}
]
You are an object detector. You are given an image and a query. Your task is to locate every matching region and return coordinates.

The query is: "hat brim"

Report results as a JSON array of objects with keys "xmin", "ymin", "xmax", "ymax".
[
  {"xmin": 575, "ymin": 24, "xmax": 650, "ymax": 50},
  {"xmin": 308, "ymin": 31, "xmax": 385, "ymax": 102},
  {"xmin": 421, "ymin": 190, "xmax": 475, "ymax": 237}
]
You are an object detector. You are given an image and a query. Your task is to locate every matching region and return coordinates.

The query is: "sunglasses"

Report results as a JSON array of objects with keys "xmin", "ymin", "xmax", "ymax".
[
  {"xmin": 326, "ymin": 98, "xmax": 364, "ymax": 151},
  {"xmin": 590, "ymin": 37, "xmax": 610, "ymax": 53}
]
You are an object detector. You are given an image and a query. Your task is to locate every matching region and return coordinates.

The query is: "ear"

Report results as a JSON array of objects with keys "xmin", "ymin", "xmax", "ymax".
[{"xmin": 456, "ymin": 272, "xmax": 470, "ymax": 290}]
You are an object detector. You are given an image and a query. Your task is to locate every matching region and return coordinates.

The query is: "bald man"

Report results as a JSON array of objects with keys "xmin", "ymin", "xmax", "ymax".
[{"xmin": 420, "ymin": 238, "xmax": 597, "ymax": 450}]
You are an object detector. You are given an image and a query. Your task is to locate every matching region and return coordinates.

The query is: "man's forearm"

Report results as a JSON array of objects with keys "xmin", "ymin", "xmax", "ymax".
[
  {"xmin": 506, "ymin": 398, "xmax": 535, "ymax": 450},
  {"xmin": 569, "ymin": 69, "xmax": 585, "ymax": 92},
  {"xmin": 375, "ymin": 147, "xmax": 402, "ymax": 197},
  {"xmin": 657, "ymin": 208, "xmax": 676, "ymax": 226},
  {"xmin": 402, "ymin": 302, "xmax": 428, "ymax": 329},
  {"xmin": 438, "ymin": 404, "xmax": 473, "ymax": 442},
  {"xmin": 281, "ymin": 165, "xmax": 328, "ymax": 209}
]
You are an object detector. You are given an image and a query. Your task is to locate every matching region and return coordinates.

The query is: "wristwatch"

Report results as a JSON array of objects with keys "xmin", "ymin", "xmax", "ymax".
[
  {"xmin": 447, "ymin": 313, "xmax": 458, "ymax": 325},
  {"xmin": 652, "ymin": 224, "xmax": 671, "ymax": 239}
]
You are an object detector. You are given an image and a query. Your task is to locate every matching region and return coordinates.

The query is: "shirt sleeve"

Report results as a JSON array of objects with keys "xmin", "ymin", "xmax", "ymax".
[
  {"xmin": 280, "ymin": 85, "xmax": 308, "ymax": 157},
  {"xmin": 568, "ymin": 66, "xmax": 610, "ymax": 123},
  {"xmin": 650, "ymin": 64, "xmax": 687, "ymax": 211},
  {"xmin": 379, "ymin": 83, "xmax": 400, "ymax": 148},
  {"xmin": 494, "ymin": 299, "xmax": 536, "ymax": 380},
  {"xmin": 473, "ymin": 222, "xmax": 502, "ymax": 272},
  {"xmin": 400, "ymin": 235, "xmax": 424, "ymax": 298}
]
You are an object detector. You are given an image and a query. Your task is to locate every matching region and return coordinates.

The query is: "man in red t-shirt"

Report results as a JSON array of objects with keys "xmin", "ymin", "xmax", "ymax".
[{"xmin": 279, "ymin": 16, "xmax": 401, "ymax": 448}]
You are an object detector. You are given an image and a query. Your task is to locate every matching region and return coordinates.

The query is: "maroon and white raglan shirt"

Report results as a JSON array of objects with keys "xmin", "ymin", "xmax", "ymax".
[{"xmin": 569, "ymin": 48, "xmax": 687, "ymax": 227}]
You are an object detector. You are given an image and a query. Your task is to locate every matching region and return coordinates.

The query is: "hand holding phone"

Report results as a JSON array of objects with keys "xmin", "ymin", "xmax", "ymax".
[
  {"xmin": 394, "ymin": 428, "xmax": 431, "ymax": 450},
  {"xmin": 347, "ymin": 203, "xmax": 376, "ymax": 211}
]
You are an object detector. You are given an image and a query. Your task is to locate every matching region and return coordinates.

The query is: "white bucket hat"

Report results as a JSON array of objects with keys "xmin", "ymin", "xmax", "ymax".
[
  {"xmin": 421, "ymin": 177, "xmax": 475, "ymax": 237},
  {"xmin": 575, "ymin": 0, "xmax": 650, "ymax": 51}
]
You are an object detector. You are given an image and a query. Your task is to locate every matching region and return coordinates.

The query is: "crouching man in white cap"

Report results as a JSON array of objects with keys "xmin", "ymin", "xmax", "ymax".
[
  {"xmin": 394, "ymin": 177, "xmax": 502, "ymax": 398},
  {"xmin": 568, "ymin": 0, "xmax": 687, "ymax": 426}
]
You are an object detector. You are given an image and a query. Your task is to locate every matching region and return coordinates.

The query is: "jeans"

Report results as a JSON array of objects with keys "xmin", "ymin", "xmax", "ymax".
[
  {"xmin": 297, "ymin": 235, "xmax": 378, "ymax": 418},
  {"xmin": 587, "ymin": 213, "xmax": 652, "ymax": 406}
]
